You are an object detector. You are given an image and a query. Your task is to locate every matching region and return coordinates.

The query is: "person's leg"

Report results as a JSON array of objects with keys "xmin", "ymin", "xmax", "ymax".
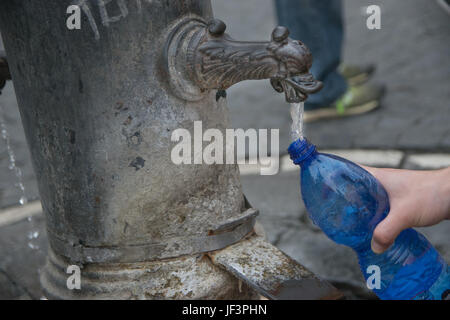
[{"xmin": 274, "ymin": 0, "xmax": 347, "ymax": 110}]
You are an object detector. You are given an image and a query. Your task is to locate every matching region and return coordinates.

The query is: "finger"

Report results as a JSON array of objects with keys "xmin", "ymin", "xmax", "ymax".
[{"xmin": 371, "ymin": 210, "xmax": 408, "ymax": 254}]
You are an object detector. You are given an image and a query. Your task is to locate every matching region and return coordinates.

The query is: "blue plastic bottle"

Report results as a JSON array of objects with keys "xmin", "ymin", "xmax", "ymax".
[{"xmin": 288, "ymin": 138, "xmax": 450, "ymax": 300}]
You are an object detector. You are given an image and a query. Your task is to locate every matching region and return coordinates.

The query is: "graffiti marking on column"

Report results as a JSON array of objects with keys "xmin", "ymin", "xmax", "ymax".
[
  {"xmin": 69, "ymin": 0, "xmax": 154, "ymax": 40},
  {"xmin": 98, "ymin": 0, "xmax": 128, "ymax": 27}
]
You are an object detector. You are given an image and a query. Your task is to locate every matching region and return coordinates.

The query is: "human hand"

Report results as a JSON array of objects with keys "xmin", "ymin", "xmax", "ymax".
[{"xmin": 362, "ymin": 166, "xmax": 450, "ymax": 254}]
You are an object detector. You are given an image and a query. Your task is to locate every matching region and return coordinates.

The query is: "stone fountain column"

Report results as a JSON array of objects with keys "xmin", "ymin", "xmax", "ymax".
[{"xmin": 0, "ymin": 0, "xmax": 340, "ymax": 299}]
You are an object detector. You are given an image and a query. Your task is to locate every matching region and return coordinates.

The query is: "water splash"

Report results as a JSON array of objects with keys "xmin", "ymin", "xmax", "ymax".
[
  {"xmin": 290, "ymin": 102, "xmax": 304, "ymax": 141},
  {"xmin": 0, "ymin": 113, "xmax": 28, "ymax": 205},
  {"xmin": 27, "ymin": 230, "xmax": 39, "ymax": 240},
  {"xmin": 0, "ymin": 101, "xmax": 38, "ymax": 250}
]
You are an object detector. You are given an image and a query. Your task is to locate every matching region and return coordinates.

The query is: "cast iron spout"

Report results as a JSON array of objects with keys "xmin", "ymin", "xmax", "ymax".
[{"xmin": 165, "ymin": 18, "xmax": 322, "ymax": 103}]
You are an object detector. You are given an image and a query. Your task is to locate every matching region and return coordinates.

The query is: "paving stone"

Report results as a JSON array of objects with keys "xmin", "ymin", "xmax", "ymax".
[
  {"xmin": 417, "ymin": 222, "xmax": 450, "ymax": 263},
  {"xmin": 0, "ymin": 201, "xmax": 42, "ymax": 227},
  {"xmin": 281, "ymin": 150, "xmax": 404, "ymax": 172},
  {"xmin": 241, "ymin": 172, "xmax": 306, "ymax": 244},
  {"xmin": 0, "ymin": 213, "xmax": 47, "ymax": 299},
  {"xmin": 404, "ymin": 153, "xmax": 450, "ymax": 170},
  {"xmin": 0, "ymin": 270, "xmax": 28, "ymax": 299}
]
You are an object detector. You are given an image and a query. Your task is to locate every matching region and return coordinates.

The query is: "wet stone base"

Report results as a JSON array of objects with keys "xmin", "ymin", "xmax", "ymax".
[
  {"xmin": 1, "ymin": 205, "xmax": 449, "ymax": 300},
  {"xmin": 0, "ymin": 213, "xmax": 258, "ymax": 300}
]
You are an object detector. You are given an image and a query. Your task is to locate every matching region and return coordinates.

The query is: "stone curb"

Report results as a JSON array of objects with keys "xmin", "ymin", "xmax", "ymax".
[
  {"xmin": 239, "ymin": 150, "xmax": 450, "ymax": 175},
  {"xmin": 0, "ymin": 201, "xmax": 42, "ymax": 228}
]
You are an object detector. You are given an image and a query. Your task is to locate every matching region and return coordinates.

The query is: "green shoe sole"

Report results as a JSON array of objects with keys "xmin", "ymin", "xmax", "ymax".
[
  {"xmin": 339, "ymin": 64, "xmax": 376, "ymax": 86},
  {"xmin": 304, "ymin": 100, "xmax": 380, "ymax": 123}
]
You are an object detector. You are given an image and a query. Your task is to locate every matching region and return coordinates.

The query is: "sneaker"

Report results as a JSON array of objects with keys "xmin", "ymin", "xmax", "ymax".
[
  {"xmin": 304, "ymin": 83, "xmax": 385, "ymax": 123},
  {"xmin": 339, "ymin": 63, "xmax": 375, "ymax": 86}
]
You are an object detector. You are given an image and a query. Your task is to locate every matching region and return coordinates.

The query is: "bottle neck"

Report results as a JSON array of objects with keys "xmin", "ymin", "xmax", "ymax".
[{"xmin": 288, "ymin": 138, "xmax": 317, "ymax": 166}]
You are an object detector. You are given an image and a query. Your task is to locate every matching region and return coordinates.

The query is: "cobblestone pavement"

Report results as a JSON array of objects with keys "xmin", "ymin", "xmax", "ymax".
[
  {"xmin": 0, "ymin": 212, "xmax": 46, "ymax": 300},
  {"xmin": 0, "ymin": 0, "xmax": 449, "ymax": 299}
]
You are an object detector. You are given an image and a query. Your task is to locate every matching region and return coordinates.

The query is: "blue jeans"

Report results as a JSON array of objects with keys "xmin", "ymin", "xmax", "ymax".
[{"xmin": 274, "ymin": 0, "xmax": 348, "ymax": 110}]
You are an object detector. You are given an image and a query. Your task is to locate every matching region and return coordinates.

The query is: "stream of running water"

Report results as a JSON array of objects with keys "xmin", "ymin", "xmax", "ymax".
[
  {"xmin": 0, "ymin": 100, "xmax": 39, "ymax": 250},
  {"xmin": 290, "ymin": 102, "xmax": 305, "ymax": 142}
]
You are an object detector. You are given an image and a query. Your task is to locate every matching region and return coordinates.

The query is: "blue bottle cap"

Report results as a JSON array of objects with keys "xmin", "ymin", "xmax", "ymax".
[{"xmin": 288, "ymin": 138, "xmax": 316, "ymax": 165}]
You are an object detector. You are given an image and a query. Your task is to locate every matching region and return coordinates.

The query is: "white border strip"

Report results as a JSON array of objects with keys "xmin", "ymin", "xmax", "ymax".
[
  {"xmin": 406, "ymin": 154, "xmax": 450, "ymax": 169},
  {"xmin": 240, "ymin": 149, "xmax": 405, "ymax": 175},
  {"xmin": 0, "ymin": 201, "xmax": 42, "ymax": 227}
]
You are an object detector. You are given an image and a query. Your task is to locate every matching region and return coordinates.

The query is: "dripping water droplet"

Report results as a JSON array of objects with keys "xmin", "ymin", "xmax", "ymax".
[{"xmin": 19, "ymin": 195, "xmax": 28, "ymax": 205}]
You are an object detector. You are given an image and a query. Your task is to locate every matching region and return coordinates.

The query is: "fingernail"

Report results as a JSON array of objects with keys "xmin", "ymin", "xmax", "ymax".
[{"xmin": 371, "ymin": 239, "xmax": 385, "ymax": 254}]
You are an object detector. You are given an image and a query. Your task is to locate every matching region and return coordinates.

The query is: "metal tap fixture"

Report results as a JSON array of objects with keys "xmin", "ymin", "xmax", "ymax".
[
  {"xmin": 166, "ymin": 18, "xmax": 323, "ymax": 103},
  {"xmin": 0, "ymin": 0, "xmax": 339, "ymax": 299}
]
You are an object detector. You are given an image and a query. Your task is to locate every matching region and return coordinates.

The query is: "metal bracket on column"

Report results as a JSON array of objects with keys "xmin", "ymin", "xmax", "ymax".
[
  {"xmin": 208, "ymin": 235, "xmax": 344, "ymax": 300},
  {"xmin": 48, "ymin": 206, "xmax": 259, "ymax": 264}
]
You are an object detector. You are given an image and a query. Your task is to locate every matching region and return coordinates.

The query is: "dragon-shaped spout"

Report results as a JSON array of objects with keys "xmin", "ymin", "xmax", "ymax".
[{"xmin": 165, "ymin": 18, "xmax": 322, "ymax": 103}]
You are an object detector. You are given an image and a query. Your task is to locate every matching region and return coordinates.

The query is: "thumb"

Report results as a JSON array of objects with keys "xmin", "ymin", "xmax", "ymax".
[{"xmin": 371, "ymin": 210, "xmax": 407, "ymax": 254}]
